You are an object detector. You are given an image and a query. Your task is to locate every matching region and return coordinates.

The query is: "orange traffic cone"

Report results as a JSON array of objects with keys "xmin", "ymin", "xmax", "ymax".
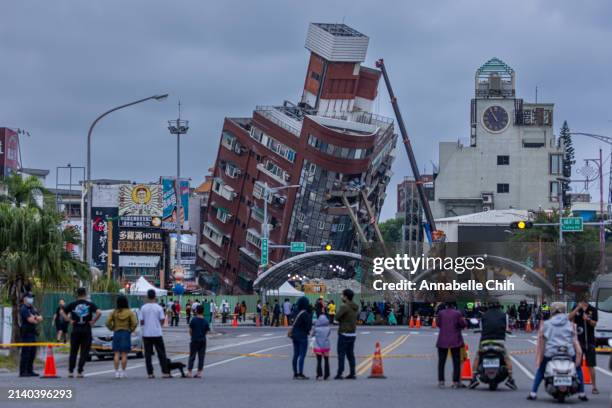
[
  {"xmin": 415, "ymin": 316, "xmax": 421, "ymax": 329},
  {"xmin": 368, "ymin": 341, "xmax": 386, "ymax": 379},
  {"xmin": 431, "ymin": 317, "xmax": 437, "ymax": 329},
  {"xmin": 283, "ymin": 315, "xmax": 288, "ymax": 327},
  {"xmin": 460, "ymin": 344, "xmax": 473, "ymax": 381},
  {"xmin": 525, "ymin": 319, "xmax": 532, "ymax": 333},
  {"xmin": 409, "ymin": 316, "xmax": 414, "ymax": 328},
  {"xmin": 256, "ymin": 314, "xmax": 261, "ymax": 327},
  {"xmin": 232, "ymin": 314, "xmax": 238, "ymax": 327},
  {"xmin": 581, "ymin": 357, "xmax": 592, "ymax": 385},
  {"xmin": 42, "ymin": 346, "xmax": 59, "ymax": 378}
]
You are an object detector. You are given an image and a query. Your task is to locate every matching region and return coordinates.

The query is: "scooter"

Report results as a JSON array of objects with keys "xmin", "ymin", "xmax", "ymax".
[
  {"xmin": 543, "ymin": 347, "xmax": 579, "ymax": 403},
  {"xmin": 475, "ymin": 342, "xmax": 508, "ymax": 390}
]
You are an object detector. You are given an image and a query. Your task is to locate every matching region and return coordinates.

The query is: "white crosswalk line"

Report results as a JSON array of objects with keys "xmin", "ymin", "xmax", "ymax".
[
  {"xmin": 262, "ymin": 333, "xmax": 273, "ymax": 337},
  {"xmin": 384, "ymin": 331, "xmax": 395, "ymax": 334},
  {"xmin": 361, "ymin": 331, "xmax": 371, "ymax": 335},
  {"xmin": 237, "ymin": 334, "xmax": 250, "ymax": 337},
  {"xmin": 595, "ymin": 367, "xmax": 612, "ymax": 377}
]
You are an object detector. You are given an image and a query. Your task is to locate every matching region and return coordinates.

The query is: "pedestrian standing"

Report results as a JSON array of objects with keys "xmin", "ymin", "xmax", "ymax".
[
  {"xmin": 335, "ymin": 289, "xmax": 358, "ymax": 379},
  {"xmin": 106, "ymin": 295, "xmax": 137, "ymax": 378},
  {"xmin": 166, "ymin": 299, "xmax": 174, "ymax": 326},
  {"xmin": 283, "ymin": 298, "xmax": 292, "ymax": 325},
  {"xmin": 272, "ymin": 300, "xmax": 281, "ymax": 327},
  {"xmin": 221, "ymin": 299, "xmax": 229, "ymax": 324},
  {"xmin": 262, "ymin": 302, "xmax": 270, "ymax": 326},
  {"xmin": 289, "ymin": 297, "xmax": 312, "ymax": 379},
  {"xmin": 209, "ymin": 300, "xmax": 217, "ymax": 325},
  {"xmin": 312, "ymin": 314, "xmax": 331, "ymax": 380},
  {"xmin": 187, "ymin": 305, "xmax": 210, "ymax": 378},
  {"xmin": 19, "ymin": 292, "xmax": 42, "ymax": 377},
  {"xmin": 52, "ymin": 298, "xmax": 68, "ymax": 343},
  {"xmin": 185, "ymin": 300, "xmax": 192, "ymax": 325},
  {"xmin": 240, "ymin": 301, "xmax": 247, "ymax": 322},
  {"xmin": 63, "ymin": 287, "xmax": 100, "ymax": 378},
  {"xmin": 174, "ymin": 301, "xmax": 181, "ymax": 326},
  {"xmin": 569, "ymin": 295, "xmax": 599, "ymax": 395},
  {"xmin": 256, "ymin": 299, "xmax": 262, "ymax": 323},
  {"xmin": 435, "ymin": 300, "xmax": 467, "ymax": 388},
  {"xmin": 327, "ymin": 300, "xmax": 336, "ymax": 325},
  {"xmin": 140, "ymin": 289, "xmax": 170, "ymax": 378}
]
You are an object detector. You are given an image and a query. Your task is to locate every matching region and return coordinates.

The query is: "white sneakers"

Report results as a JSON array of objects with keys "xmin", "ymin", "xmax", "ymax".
[{"xmin": 115, "ymin": 370, "xmax": 127, "ymax": 379}]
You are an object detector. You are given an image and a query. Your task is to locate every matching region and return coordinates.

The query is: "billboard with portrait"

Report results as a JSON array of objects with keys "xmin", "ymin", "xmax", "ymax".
[{"xmin": 118, "ymin": 184, "xmax": 162, "ymax": 228}]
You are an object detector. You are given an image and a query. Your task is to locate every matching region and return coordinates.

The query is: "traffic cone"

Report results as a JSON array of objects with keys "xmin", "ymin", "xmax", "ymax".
[
  {"xmin": 42, "ymin": 346, "xmax": 59, "ymax": 378},
  {"xmin": 255, "ymin": 314, "xmax": 261, "ymax": 327},
  {"xmin": 415, "ymin": 316, "xmax": 421, "ymax": 329},
  {"xmin": 409, "ymin": 316, "xmax": 414, "ymax": 328},
  {"xmin": 460, "ymin": 344, "xmax": 473, "ymax": 381},
  {"xmin": 283, "ymin": 315, "xmax": 288, "ymax": 327},
  {"xmin": 232, "ymin": 314, "xmax": 238, "ymax": 327},
  {"xmin": 368, "ymin": 341, "xmax": 386, "ymax": 379},
  {"xmin": 163, "ymin": 315, "xmax": 169, "ymax": 327},
  {"xmin": 525, "ymin": 319, "xmax": 532, "ymax": 333},
  {"xmin": 431, "ymin": 317, "xmax": 437, "ymax": 329},
  {"xmin": 581, "ymin": 357, "xmax": 592, "ymax": 385}
]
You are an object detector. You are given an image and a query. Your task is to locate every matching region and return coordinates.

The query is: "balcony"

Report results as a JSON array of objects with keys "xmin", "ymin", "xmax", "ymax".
[
  {"xmin": 213, "ymin": 177, "xmax": 237, "ymax": 201},
  {"xmin": 255, "ymin": 106, "xmax": 303, "ymax": 137},
  {"xmin": 256, "ymin": 163, "xmax": 288, "ymax": 186},
  {"xmin": 198, "ymin": 244, "xmax": 222, "ymax": 269}
]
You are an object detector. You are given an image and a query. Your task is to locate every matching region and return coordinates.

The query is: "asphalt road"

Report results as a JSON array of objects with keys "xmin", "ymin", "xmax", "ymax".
[{"xmin": 2, "ymin": 325, "xmax": 611, "ymax": 408}]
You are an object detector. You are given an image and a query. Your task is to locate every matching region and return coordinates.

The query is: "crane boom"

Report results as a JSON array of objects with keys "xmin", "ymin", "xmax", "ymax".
[{"xmin": 375, "ymin": 58, "xmax": 437, "ymax": 234}]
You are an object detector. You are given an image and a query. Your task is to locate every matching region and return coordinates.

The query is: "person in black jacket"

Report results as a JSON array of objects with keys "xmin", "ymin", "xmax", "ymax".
[
  {"xmin": 290, "ymin": 296, "xmax": 312, "ymax": 379},
  {"xmin": 469, "ymin": 302, "xmax": 516, "ymax": 390}
]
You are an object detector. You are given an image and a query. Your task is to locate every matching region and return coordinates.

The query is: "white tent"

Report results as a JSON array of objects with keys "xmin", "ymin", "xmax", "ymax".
[
  {"xmin": 130, "ymin": 276, "xmax": 168, "ymax": 297},
  {"xmin": 265, "ymin": 281, "xmax": 304, "ymax": 297},
  {"xmin": 503, "ymin": 274, "xmax": 542, "ymax": 297}
]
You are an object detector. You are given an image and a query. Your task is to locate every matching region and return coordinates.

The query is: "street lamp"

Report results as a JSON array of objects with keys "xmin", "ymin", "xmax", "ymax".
[{"xmin": 85, "ymin": 94, "xmax": 168, "ymax": 266}]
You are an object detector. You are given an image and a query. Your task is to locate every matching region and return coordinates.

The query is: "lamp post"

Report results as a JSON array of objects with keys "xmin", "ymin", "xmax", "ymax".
[
  {"xmin": 85, "ymin": 94, "xmax": 168, "ymax": 267},
  {"xmin": 168, "ymin": 105, "xmax": 189, "ymax": 271}
]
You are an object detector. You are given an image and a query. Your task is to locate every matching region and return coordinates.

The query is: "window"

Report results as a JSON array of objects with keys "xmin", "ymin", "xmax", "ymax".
[
  {"xmin": 252, "ymin": 181, "xmax": 271, "ymax": 203},
  {"xmin": 216, "ymin": 207, "xmax": 230, "ymax": 223},
  {"xmin": 246, "ymin": 229, "xmax": 261, "ymax": 248},
  {"xmin": 497, "ymin": 183, "xmax": 509, "ymax": 193},
  {"xmin": 497, "ymin": 155, "xmax": 510, "ymax": 165},
  {"xmin": 550, "ymin": 154, "xmax": 563, "ymax": 175},
  {"xmin": 251, "ymin": 127, "xmax": 295, "ymax": 162},
  {"xmin": 264, "ymin": 160, "xmax": 285, "ymax": 180},
  {"xmin": 221, "ymin": 131, "xmax": 236, "ymax": 150},
  {"xmin": 310, "ymin": 71, "xmax": 321, "ymax": 81},
  {"xmin": 317, "ymin": 220, "xmax": 325, "ymax": 230},
  {"xmin": 550, "ymin": 181, "xmax": 560, "ymax": 201},
  {"xmin": 225, "ymin": 162, "xmax": 241, "ymax": 178}
]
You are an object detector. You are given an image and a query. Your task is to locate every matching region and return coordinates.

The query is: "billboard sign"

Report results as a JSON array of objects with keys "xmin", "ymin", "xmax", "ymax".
[
  {"xmin": 169, "ymin": 233, "xmax": 197, "ymax": 267},
  {"xmin": 0, "ymin": 128, "xmax": 20, "ymax": 178},
  {"xmin": 118, "ymin": 229, "xmax": 163, "ymax": 254},
  {"xmin": 92, "ymin": 184, "xmax": 120, "ymax": 208},
  {"xmin": 118, "ymin": 184, "xmax": 162, "ymax": 228},
  {"xmin": 91, "ymin": 207, "xmax": 119, "ymax": 271},
  {"xmin": 162, "ymin": 177, "xmax": 189, "ymax": 230}
]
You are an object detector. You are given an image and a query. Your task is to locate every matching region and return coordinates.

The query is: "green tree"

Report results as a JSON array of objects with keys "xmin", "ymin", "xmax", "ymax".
[
  {"xmin": 0, "ymin": 173, "xmax": 46, "ymax": 208},
  {"xmin": 0, "ymin": 175, "xmax": 88, "ymax": 357},
  {"xmin": 559, "ymin": 121, "xmax": 575, "ymax": 208},
  {"xmin": 379, "ymin": 218, "xmax": 404, "ymax": 243}
]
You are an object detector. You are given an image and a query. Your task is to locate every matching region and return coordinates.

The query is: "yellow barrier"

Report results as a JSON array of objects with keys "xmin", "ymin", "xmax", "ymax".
[{"xmin": 0, "ymin": 342, "xmax": 65, "ymax": 348}]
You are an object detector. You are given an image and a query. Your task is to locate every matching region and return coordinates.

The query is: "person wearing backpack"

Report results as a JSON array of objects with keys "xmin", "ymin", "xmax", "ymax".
[
  {"xmin": 106, "ymin": 295, "xmax": 138, "ymax": 378},
  {"xmin": 289, "ymin": 297, "xmax": 312, "ymax": 379}
]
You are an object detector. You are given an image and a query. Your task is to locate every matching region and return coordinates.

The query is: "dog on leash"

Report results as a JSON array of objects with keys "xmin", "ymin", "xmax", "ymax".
[{"xmin": 165, "ymin": 358, "xmax": 186, "ymax": 378}]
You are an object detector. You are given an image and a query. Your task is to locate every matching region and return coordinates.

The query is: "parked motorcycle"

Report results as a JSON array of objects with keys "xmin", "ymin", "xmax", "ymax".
[{"xmin": 544, "ymin": 347, "xmax": 579, "ymax": 403}]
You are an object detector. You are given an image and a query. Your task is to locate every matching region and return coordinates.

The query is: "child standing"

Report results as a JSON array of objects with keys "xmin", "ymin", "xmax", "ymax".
[
  {"xmin": 187, "ymin": 305, "xmax": 210, "ymax": 378},
  {"xmin": 312, "ymin": 314, "xmax": 331, "ymax": 380}
]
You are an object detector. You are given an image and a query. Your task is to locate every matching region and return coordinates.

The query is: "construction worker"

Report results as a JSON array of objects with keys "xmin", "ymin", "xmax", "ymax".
[{"xmin": 468, "ymin": 302, "xmax": 517, "ymax": 390}]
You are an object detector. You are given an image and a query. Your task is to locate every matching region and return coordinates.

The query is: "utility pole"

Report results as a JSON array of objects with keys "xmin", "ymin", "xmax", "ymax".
[
  {"xmin": 168, "ymin": 101, "xmax": 189, "ymax": 275},
  {"xmin": 599, "ymin": 148, "xmax": 605, "ymax": 274}
]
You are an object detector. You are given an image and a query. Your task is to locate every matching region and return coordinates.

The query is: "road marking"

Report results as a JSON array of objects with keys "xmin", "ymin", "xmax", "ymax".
[
  {"xmin": 595, "ymin": 367, "xmax": 612, "ymax": 377},
  {"xmin": 262, "ymin": 333, "xmax": 274, "ymax": 337},
  {"xmin": 527, "ymin": 339, "xmax": 537, "ymax": 346},
  {"xmin": 507, "ymin": 334, "xmax": 516, "ymax": 338},
  {"xmin": 409, "ymin": 331, "xmax": 419, "ymax": 335},
  {"xmin": 84, "ymin": 335, "xmax": 286, "ymax": 377},
  {"xmin": 509, "ymin": 355, "xmax": 534, "ymax": 380},
  {"xmin": 384, "ymin": 331, "xmax": 395, "ymax": 334},
  {"xmin": 356, "ymin": 335, "xmax": 408, "ymax": 376},
  {"xmin": 361, "ymin": 331, "xmax": 371, "ymax": 335},
  {"xmin": 237, "ymin": 334, "xmax": 250, "ymax": 337}
]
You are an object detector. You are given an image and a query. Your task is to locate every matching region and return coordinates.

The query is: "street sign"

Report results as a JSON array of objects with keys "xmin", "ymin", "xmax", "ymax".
[
  {"xmin": 260, "ymin": 238, "xmax": 269, "ymax": 266},
  {"xmin": 290, "ymin": 241, "xmax": 307, "ymax": 253},
  {"xmin": 561, "ymin": 217, "xmax": 583, "ymax": 232}
]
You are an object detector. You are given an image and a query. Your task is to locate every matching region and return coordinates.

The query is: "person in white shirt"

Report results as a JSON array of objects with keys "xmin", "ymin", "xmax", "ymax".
[
  {"xmin": 140, "ymin": 289, "xmax": 170, "ymax": 378},
  {"xmin": 209, "ymin": 301, "xmax": 217, "ymax": 324}
]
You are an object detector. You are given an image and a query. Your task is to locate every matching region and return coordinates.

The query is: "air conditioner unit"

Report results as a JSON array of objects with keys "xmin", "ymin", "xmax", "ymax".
[
  {"xmin": 482, "ymin": 205, "xmax": 492, "ymax": 212},
  {"xmin": 283, "ymin": 173, "xmax": 291, "ymax": 182},
  {"xmin": 482, "ymin": 193, "xmax": 494, "ymax": 204}
]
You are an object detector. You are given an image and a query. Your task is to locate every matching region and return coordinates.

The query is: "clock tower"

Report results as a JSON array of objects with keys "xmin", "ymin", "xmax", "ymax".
[{"xmin": 432, "ymin": 58, "xmax": 562, "ymax": 220}]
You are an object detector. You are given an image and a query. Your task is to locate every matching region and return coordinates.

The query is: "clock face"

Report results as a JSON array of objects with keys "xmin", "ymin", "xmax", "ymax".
[{"xmin": 482, "ymin": 105, "xmax": 509, "ymax": 133}]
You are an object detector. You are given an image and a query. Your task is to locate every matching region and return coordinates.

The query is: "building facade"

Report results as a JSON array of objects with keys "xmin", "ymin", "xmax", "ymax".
[
  {"xmin": 200, "ymin": 23, "xmax": 397, "ymax": 294},
  {"xmin": 432, "ymin": 58, "xmax": 564, "ymax": 218}
]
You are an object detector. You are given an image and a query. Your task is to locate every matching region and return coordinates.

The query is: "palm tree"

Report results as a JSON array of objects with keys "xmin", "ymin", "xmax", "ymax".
[
  {"xmin": 0, "ymin": 173, "xmax": 46, "ymax": 208},
  {"xmin": 0, "ymin": 176, "xmax": 88, "ymax": 358}
]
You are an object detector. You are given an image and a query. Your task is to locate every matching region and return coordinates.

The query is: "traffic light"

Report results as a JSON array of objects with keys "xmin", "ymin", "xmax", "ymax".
[
  {"xmin": 322, "ymin": 242, "xmax": 332, "ymax": 251},
  {"xmin": 510, "ymin": 220, "xmax": 533, "ymax": 230}
]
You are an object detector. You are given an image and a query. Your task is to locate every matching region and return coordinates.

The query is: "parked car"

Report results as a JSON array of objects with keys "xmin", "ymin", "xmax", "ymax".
[{"xmin": 89, "ymin": 309, "xmax": 143, "ymax": 360}]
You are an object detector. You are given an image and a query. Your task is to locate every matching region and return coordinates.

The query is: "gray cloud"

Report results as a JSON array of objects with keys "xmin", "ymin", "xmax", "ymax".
[{"xmin": 1, "ymin": 0, "xmax": 610, "ymax": 219}]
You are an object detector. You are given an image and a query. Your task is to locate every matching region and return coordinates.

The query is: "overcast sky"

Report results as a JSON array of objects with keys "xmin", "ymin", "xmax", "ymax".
[{"xmin": 2, "ymin": 1, "xmax": 611, "ymax": 220}]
